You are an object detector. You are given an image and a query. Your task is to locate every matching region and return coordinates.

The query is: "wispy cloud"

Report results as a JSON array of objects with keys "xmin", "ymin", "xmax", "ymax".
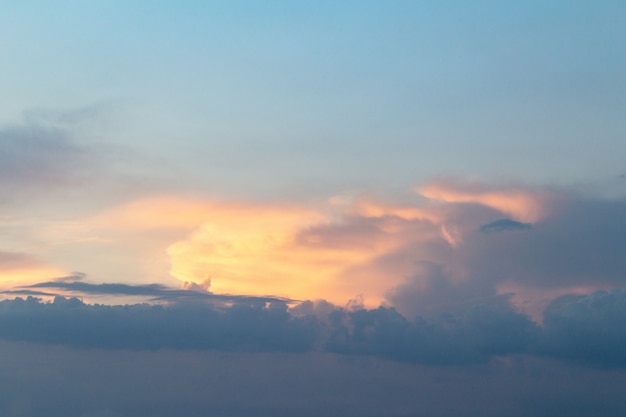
[
  {"xmin": 417, "ymin": 179, "xmax": 557, "ymax": 222},
  {"xmin": 0, "ymin": 251, "xmax": 42, "ymax": 271},
  {"xmin": 21, "ymin": 280, "xmax": 292, "ymax": 304},
  {"xmin": 0, "ymin": 108, "xmax": 93, "ymax": 194},
  {"xmin": 0, "ymin": 251, "xmax": 66, "ymax": 290}
]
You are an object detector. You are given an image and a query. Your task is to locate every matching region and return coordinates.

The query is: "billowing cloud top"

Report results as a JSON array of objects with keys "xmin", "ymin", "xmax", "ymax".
[{"xmin": 3, "ymin": 178, "xmax": 626, "ymax": 320}]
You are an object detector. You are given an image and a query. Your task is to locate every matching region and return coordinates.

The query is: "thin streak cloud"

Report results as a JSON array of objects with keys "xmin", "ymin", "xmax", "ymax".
[{"xmin": 20, "ymin": 280, "xmax": 292, "ymax": 304}]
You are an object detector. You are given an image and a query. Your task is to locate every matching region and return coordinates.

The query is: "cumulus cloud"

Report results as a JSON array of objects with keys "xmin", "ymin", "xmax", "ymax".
[
  {"xmin": 0, "ymin": 292, "xmax": 626, "ymax": 417},
  {"xmin": 384, "ymin": 180, "xmax": 626, "ymax": 318},
  {"xmin": 326, "ymin": 302, "xmax": 537, "ymax": 365},
  {"xmin": 540, "ymin": 290, "xmax": 626, "ymax": 366},
  {"xmin": 3, "ymin": 178, "xmax": 612, "ymax": 372},
  {"xmin": 0, "ymin": 295, "xmax": 314, "ymax": 352},
  {"xmin": 1, "ymin": 289, "xmax": 626, "ymax": 368},
  {"xmin": 181, "ymin": 277, "xmax": 212, "ymax": 292},
  {"xmin": 81, "ymin": 178, "xmax": 626, "ymax": 322}
]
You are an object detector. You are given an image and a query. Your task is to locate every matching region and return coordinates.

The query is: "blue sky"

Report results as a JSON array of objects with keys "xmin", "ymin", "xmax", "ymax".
[
  {"xmin": 3, "ymin": 1, "xmax": 625, "ymax": 197},
  {"xmin": 1, "ymin": 2, "xmax": 626, "ymax": 416}
]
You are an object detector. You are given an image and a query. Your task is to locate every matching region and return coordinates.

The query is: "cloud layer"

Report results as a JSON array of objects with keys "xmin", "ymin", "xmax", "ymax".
[
  {"xmin": 3, "ymin": 178, "xmax": 625, "ymax": 326},
  {"xmin": 2, "ymin": 288, "xmax": 626, "ymax": 368}
]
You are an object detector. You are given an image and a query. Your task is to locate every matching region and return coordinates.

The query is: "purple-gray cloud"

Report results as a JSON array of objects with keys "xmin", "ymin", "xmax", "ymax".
[
  {"xmin": 0, "ymin": 104, "xmax": 141, "ymax": 210},
  {"xmin": 384, "ymin": 190, "xmax": 626, "ymax": 318},
  {"xmin": 1, "ymin": 289, "xmax": 626, "ymax": 368},
  {"xmin": 479, "ymin": 218, "xmax": 532, "ymax": 233},
  {"xmin": 21, "ymin": 279, "xmax": 292, "ymax": 304},
  {"xmin": 540, "ymin": 290, "xmax": 626, "ymax": 366},
  {"xmin": 1, "ymin": 293, "xmax": 626, "ymax": 417},
  {"xmin": 0, "ymin": 114, "xmax": 87, "ymax": 192}
]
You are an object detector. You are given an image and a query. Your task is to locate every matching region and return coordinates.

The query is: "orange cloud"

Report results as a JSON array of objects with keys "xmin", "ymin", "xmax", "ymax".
[
  {"xmin": 0, "ymin": 250, "xmax": 66, "ymax": 291},
  {"xmin": 158, "ymin": 193, "xmax": 453, "ymax": 307},
  {"xmin": 49, "ymin": 195, "xmax": 372, "ymax": 303},
  {"xmin": 0, "ymin": 265, "xmax": 67, "ymax": 292},
  {"xmin": 165, "ymin": 201, "xmax": 409, "ymax": 306},
  {"xmin": 21, "ymin": 180, "xmax": 565, "ymax": 309},
  {"xmin": 5, "ymin": 177, "xmax": 617, "ymax": 325},
  {"xmin": 417, "ymin": 179, "xmax": 551, "ymax": 222},
  {"xmin": 62, "ymin": 187, "xmax": 504, "ymax": 306},
  {"xmin": 350, "ymin": 197, "xmax": 443, "ymax": 223}
]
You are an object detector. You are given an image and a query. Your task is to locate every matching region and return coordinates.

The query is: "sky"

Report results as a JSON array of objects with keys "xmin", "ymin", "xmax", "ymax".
[{"xmin": 1, "ymin": 1, "xmax": 626, "ymax": 416}]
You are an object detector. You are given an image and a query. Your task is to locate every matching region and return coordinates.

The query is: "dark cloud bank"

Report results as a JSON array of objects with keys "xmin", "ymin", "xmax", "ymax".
[
  {"xmin": 382, "ymin": 191, "xmax": 626, "ymax": 319},
  {"xmin": 1, "ymin": 293, "xmax": 626, "ymax": 417},
  {"xmin": 1, "ymin": 288, "xmax": 625, "ymax": 368},
  {"xmin": 1, "ymin": 191, "xmax": 625, "ymax": 416}
]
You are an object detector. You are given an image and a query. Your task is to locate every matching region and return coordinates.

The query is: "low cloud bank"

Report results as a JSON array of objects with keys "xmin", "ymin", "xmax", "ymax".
[
  {"xmin": 1, "ymin": 289, "xmax": 625, "ymax": 367},
  {"xmin": 0, "ymin": 296, "xmax": 314, "ymax": 352}
]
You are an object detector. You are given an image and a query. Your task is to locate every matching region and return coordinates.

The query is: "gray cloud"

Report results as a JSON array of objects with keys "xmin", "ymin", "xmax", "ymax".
[
  {"xmin": 0, "ymin": 296, "xmax": 315, "ymax": 352},
  {"xmin": 386, "ymin": 192, "xmax": 626, "ymax": 318},
  {"xmin": 0, "ymin": 114, "xmax": 87, "ymax": 192},
  {"xmin": 3, "ymin": 270, "xmax": 626, "ymax": 415},
  {"xmin": 1, "ymin": 290, "xmax": 57, "ymax": 297},
  {"xmin": 479, "ymin": 218, "xmax": 532, "ymax": 233},
  {"xmin": 1, "ymin": 289, "xmax": 626, "ymax": 368},
  {"xmin": 0, "ymin": 104, "xmax": 138, "ymax": 210},
  {"xmin": 326, "ymin": 302, "xmax": 537, "ymax": 365},
  {"xmin": 385, "ymin": 260, "xmax": 500, "ymax": 317},
  {"xmin": 461, "ymin": 198, "xmax": 626, "ymax": 292},
  {"xmin": 540, "ymin": 290, "xmax": 626, "ymax": 367},
  {"xmin": 22, "ymin": 279, "xmax": 292, "ymax": 304}
]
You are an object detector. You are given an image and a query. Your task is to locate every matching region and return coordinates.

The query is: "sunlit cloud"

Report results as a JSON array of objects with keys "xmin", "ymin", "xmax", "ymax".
[
  {"xmin": 166, "ymin": 200, "xmax": 384, "ymax": 304},
  {"xmin": 51, "ymin": 191, "xmax": 448, "ymax": 306},
  {"xmin": 6, "ymin": 178, "xmax": 623, "ymax": 322},
  {"xmin": 417, "ymin": 179, "xmax": 555, "ymax": 222},
  {"xmin": 0, "ymin": 266, "xmax": 68, "ymax": 294}
]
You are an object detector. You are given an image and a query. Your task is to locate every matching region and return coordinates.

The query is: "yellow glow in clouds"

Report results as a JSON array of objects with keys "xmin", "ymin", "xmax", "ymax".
[
  {"xmin": 166, "ymin": 201, "xmax": 399, "ymax": 305},
  {"xmin": 87, "ymin": 180, "xmax": 553, "ymax": 307},
  {"xmin": 168, "ymin": 205, "xmax": 319, "ymax": 295},
  {"xmin": 0, "ymin": 265, "xmax": 67, "ymax": 293}
]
